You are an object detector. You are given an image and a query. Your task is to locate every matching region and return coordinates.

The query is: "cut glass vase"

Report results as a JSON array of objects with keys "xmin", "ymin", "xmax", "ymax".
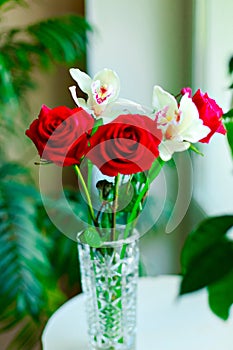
[{"xmin": 77, "ymin": 229, "xmax": 139, "ymax": 350}]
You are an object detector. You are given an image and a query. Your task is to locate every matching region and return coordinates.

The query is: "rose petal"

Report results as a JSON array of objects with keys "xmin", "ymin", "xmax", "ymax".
[{"xmin": 216, "ymin": 122, "xmax": 227, "ymax": 135}]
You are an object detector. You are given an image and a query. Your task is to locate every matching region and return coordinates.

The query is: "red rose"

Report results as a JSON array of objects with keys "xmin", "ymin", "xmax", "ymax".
[
  {"xmin": 191, "ymin": 89, "xmax": 226, "ymax": 143},
  {"xmin": 26, "ymin": 105, "xmax": 94, "ymax": 166},
  {"xmin": 87, "ymin": 114, "xmax": 162, "ymax": 176}
]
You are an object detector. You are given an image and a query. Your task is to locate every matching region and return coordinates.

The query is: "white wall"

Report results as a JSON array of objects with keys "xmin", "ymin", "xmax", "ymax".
[
  {"xmin": 86, "ymin": 0, "xmax": 192, "ymax": 106},
  {"xmin": 193, "ymin": 0, "xmax": 233, "ymax": 215},
  {"xmin": 86, "ymin": 0, "xmax": 233, "ymax": 217}
]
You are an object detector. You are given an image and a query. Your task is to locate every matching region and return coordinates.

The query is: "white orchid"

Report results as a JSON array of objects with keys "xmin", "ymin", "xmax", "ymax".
[
  {"xmin": 69, "ymin": 68, "xmax": 120, "ymax": 117},
  {"xmin": 152, "ymin": 86, "xmax": 210, "ymax": 161}
]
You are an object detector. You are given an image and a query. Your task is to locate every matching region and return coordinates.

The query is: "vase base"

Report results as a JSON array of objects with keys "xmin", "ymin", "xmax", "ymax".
[
  {"xmin": 90, "ymin": 342, "xmax": 136, "ymax": 350},
  {"xmin": 78, "ymin": 237, "xmax": 139, "ymax": 350}
]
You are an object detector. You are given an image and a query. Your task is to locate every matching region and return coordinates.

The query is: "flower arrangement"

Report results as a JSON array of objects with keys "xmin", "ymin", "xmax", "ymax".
[
  {"xmin": 26, "ymin": 67, "xmax": 226, "ymax": 245},
  {"xmin": 26, "ymin": 67, "xmax": 226, "ymax": 350}
]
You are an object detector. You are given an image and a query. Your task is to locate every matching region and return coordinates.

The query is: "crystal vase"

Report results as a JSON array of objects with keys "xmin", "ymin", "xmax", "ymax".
[{"xmin": 77, "ymin": 230, "xmax": 139, "ymax": 350}]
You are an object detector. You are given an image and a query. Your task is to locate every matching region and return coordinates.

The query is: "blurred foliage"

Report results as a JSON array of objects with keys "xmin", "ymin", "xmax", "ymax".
[
  {"xmin": 180, "ymin": 189, "xmax": 233, "ymax": 319},
  {"xmin": 0, "ymin": 14, "xmax": 89, "ymax": 103},
  {"xmin": 0, "ymin": 0, "xmax": 91, "ymax": 140},
  {"xmin": 180, "ymin": 56, "xmax": 233, "ymax": 321},
  {"xmin": 222, "ymin": 108, "xmax": 233, "ymax": 157},
  {"xmin": 0, "ymin": 0, "xmax": 91, "ymax": 348},
  {"xmin": 0, "ymin": 164, "xmax": 84, "ymax": 348},
  {"xmin": 228, "ymin": 55, "xmax": 233, "ymax": 89}
]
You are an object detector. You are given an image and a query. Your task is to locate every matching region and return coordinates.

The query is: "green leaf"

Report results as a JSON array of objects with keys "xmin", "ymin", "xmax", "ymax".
[
  {"xmin": 0, "ymin": 173, "xmax": 51, "ymax": 319},
  {"xmin": 189, "ymin": 144, "xmax": 204, "ymax": 156},
  {"xmin": 91, "ymin": 117, "xmax": 103, "ymax": 136},
  {"xmin": 180, "ymin": 239, "xmax": 233, "ymax": 295},
  {"xmin": 132, "ymin": 171, "xmax": 147, "ymax": 185},
  {"xmin": 81, "ymin": 227, "xmax": 102, "ymax": 248},
  {"xmin": 0, "ymin": 0, "xmax": 10, "ymax": 5},
  {"xmin": 0, "ymin": 162, "xmax": 30, "ymax": 179},
  {"xmin": 48, "ymin": 225, "xmax": 81, "ymax": 289},
  {"xmin": 0, "ymin": 53, "xmax": 17, "ymax": 105},
  {"xmin": 100, "ymin": 210, "xmax": 112, "ymax": 229},
  {"xmin": 180, "ymin": 216, "xmax": 233, "ymax": 295},
  {"xmin": 224, "ymin": 120, "xmax": 233, "ymax": 158},
  {"xmin": 0, "ymin": 14, "xmax": 91, "ymax": 132},
  {"xmin": 208, "ymin": 270, "xmax": 233, "ymax": 320},
  {"xmin": 0, "ymin": 0, "xmax": 27, "ymax": 9},
  {"xmin": 0, "ymin": 162, "xmax": 73, "ymax": 349},
  {"xmin": 222, "ymin": 108, "xmax": 233, "ymax": 119},
  {"xmin": 27, "ymin": 15, "xmax": 91, "ymax": 64},
  {"xmin": 220, "ymin": 110, "xmax": 233, "ymax": 157},
  {"xmin": 118, "ymin": 182, "xmax": 135, "ymax": 212},
  {"xmin": 229, "ymin": 56, "xmax": 233, "ymax": 74},
  {"xmin": 148, "ymin": 157, "xmax": 164, "ymax": 184},
  {"xmin": 6, "ymin": 319, "xmax": 43, "ymax": 350},
  {"xmin": 181, "ymin": 215, "xmax": 233, "ymax": 274}
]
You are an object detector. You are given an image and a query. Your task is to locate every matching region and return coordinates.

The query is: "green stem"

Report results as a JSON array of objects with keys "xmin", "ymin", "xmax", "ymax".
[
  {"xmin": 121, "ymin": 158, "xmax": 165, "ymax": 258},
  {"xmin": 126, "ymin": 174, "xmax": 133, "ymax": 194},
  {"xmin": 148, "ymin": 157, "xmax": 165, "ymax": 184},
  {"xmin": 87, "ymin": 160, "xmax": 94, "ymax": 225},
  {"xmin": 73, "ymin": 164, "xmax": 96, "ymax": 226},
  {"xmin": 111, "ymin": 173, "xmax": 120, "ymax": 241}
]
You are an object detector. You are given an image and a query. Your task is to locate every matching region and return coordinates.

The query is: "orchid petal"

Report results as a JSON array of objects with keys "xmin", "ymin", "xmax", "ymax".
[
  {"xmin": 69, "ymin": 86, "xmax": 89, "ymax": 111},
  {"xmin": 93, "ymin": 69, "xmax": 120, "ymax": 103},
  {"xmin": 178, "ymin": 94, "xmax": 210, "ymax": 142},
  {"xmin": 99, "ymin": 98, "xmax": 151, "ymax": 123},
  {"xmin": 77, "ymin": 98, "xmax": 89, "ymax": 110},
  {"xmin": 179, "ymin": 94, "xmax": 199, "ymax": 125},
  {"xmin": 104, "ymin": 98, "xmax": 151, "ymax": 115},
  {"xmin": 92, "ymin": 104, "xmax": 106, "ymax": 117},
  {"xmin": 159, "ymin": 140, "xmax": 190, "ymax": 161},
  {"xmin": 180, "ymin": 122, "xmax": 210, "ymax": 143},
  {"xmin": 69, "ymin": 68, "xmax": 121, "ymax": 118},
  {"xmin": 69, "ymin": 86, "xmax": 80, "ymax": 106},
  {"xmin": 69, "ymin": 68, "xmax": 92, "ymax": 94},
  {"xmin": 152, "ymin": 85, "xmax": 177, "ymax": 116}
]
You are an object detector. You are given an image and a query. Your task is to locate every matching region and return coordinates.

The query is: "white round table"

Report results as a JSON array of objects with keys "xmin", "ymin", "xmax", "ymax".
[{"xmin": 42, "ymin": 276, "xmax": 233, "ymax": 349}]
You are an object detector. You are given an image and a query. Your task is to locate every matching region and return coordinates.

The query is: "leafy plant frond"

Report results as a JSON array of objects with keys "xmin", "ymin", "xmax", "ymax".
[
  {"xmin": 27, "ymin": 15, "xmax": 91, "ymax": 65},
  {"xmin": 0, "ymin": 179, "xmax": 52, "ymax": 319},
  {"xmin": 229, "ymin": 56, "xmax": 233, "ymax": 74},
  {"xmin": 0, "ymin": 0, "xmax": 27, "ymax": 10},
  {"xmin": 6, "ymin": 319, "xmax": 41, "ymax": 350},
  {"xmin": 179, "ymin": 215, "xmax": 233, "ymax": 320},
  {"xmin": 223, "ymin": 109, "xmax": 233, "ymax": 157},
  {"xmin": 0, "ymin": 53, "xmax": 18, "ymax": 107},
  {"xmin": 0, "ymin": 2, "xmax": 90, "ymax": 347},
  {"xmin": 38, "ymin": 189, "xmax": 86, "ymax": 293},
  {"xmin": 0, "ymin": 13, "xmax": 91, "ymax": 131},
  {"xmin": 0, "ymin": 163, "xmax": 71, "ymax": 348}
]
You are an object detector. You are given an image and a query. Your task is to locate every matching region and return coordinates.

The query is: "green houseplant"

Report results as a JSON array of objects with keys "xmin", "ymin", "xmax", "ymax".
[
  {"xmin": 179, "ymin": 56, "xmax": 233, "ymax": 320},
  {"xmin": 0, "ymin": 0, "xmax": 91, "ymax": 348}
]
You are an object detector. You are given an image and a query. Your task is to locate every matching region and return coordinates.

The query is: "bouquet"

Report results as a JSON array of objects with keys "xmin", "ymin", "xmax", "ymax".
[
  {"xmin": 26, "ymin": 67, "xmax": 226, "ymax": 350},
  {"xmin": 26, "ymin": 68, "xmax": 226, "ymax": 244}
]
